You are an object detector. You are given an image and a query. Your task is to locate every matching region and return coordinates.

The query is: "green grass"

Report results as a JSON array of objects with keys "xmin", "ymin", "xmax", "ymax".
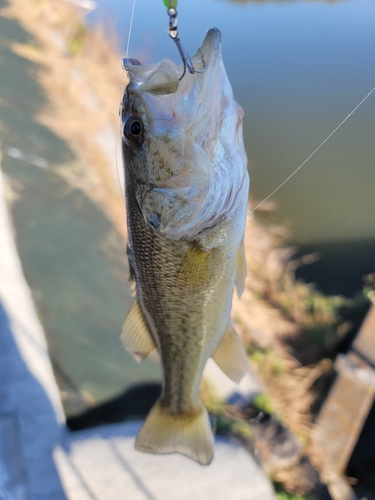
[
  {"xmin": 213, "ymin": 414, "xmax": 253, "ymax": 439},
  {"xmin": 246, "ymin": 345, "xmax": 287, "ymax": 378},
  {"xmin": 68, "ymin": 23, "xmax": 87, "ymax": 56},
  {"xmin": 273, "ymin": 483, "xmax": 311, "ymax": 500},
  {"xmin": 276, "ymin": 493, "xmax": 311, "ymax": 500},
  {"xmin": 253, "ymin": 393, "xmax": 275, "ymax": 415}
]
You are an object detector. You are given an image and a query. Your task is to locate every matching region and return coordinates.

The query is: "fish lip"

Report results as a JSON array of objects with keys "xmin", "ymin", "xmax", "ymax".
[
  {"xmin": 190, "ymin": 27, "xmax": 222, "ymax": 71},
  {"xmin": 122, "ymin": 57, "xmax": 141, "ymax": 68}
]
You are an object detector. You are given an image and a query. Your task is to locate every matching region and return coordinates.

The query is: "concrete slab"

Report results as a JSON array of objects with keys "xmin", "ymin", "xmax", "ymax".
[
  {"xmin": 0, "ymin": 413, "xmax": 26, "ymax": 500},
  {"xmin": 0, "ymin": 486, "xmax": 13, "ymax": 500},
  {"xmin": 56, "ymin": 422, "xmax": 276, "ymax": 500}
]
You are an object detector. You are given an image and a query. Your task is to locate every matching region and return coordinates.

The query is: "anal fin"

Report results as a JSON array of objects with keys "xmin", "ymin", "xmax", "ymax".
[
  {"xmin": 121, "ymin": 301, "xmax": 156, "ymax": 362},
  {"xmin": 235, "ymin": 239, "xmax": 247, "ymax": 298},
  {"xmin": 211, "ymin": 322, "xmax": 248, "ymax": 383}
]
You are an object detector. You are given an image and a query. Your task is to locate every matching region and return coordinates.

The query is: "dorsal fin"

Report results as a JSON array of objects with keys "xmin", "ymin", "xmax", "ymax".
[
  {"xmin": 121, "ymin": 301, "xmax": 156, "ymax": 362},
  {"xmin": 211, "ymin": 322, "xmax": 248, "ymax": 383}
]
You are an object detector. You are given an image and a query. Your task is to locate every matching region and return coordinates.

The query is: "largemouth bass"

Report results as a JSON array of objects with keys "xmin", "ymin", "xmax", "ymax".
[{"xmin": 120, "ymin": 28, "xmax": 249, "ymax": 465}]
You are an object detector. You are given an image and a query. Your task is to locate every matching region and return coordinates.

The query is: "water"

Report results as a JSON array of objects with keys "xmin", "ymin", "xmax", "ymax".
[
  {"xmin": 0, "ymin": 4, "xmax": 160, "ymax": 412},
  {"xmin": 90, "ymin": 0, "xmax": 375, "ymax": 295}
]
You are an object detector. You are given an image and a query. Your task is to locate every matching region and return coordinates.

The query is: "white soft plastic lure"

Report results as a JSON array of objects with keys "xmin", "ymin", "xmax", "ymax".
[{"xmin": 121, "ymin": 28, "xmax": 249, "ymax": 465}]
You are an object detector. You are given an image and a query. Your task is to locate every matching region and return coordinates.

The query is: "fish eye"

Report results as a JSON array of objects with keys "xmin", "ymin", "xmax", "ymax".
[
  {"xmin": 130, "ymin": 120, "xmax": 141, "ymax": 136},
  {"xmin": 122, "ymin": 115, "xmax": 144, "ymax": 148}
]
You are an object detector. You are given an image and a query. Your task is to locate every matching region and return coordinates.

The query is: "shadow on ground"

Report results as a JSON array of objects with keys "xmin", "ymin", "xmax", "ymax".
[
  {"xmin": 0, "ymin": 301, "xmax": 66, "ymax": 499},
  {"xmin": 67, "ymin": 382, "xmax": 162, "ymax": 431}
]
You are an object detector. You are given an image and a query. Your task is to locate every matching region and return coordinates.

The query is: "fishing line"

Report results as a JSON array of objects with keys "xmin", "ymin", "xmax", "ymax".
[
  {"xmin": 115, "ymin": 88, "xmax": 126, "ymax": 200},
  {"xmin": 126, "ymin": 0, "xmax": 137, "ymax": 58},
  {"xmin": 115, "ymin": 0, "xmax": 138, "ymax": 201},
  {"xmin": 251, "ymin": 85, "xmax": 375, "ymax": 214}
]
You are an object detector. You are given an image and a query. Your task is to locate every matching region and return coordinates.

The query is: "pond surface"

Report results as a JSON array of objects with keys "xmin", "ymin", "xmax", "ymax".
[{"xmin": 90, "ymin": 0, "xmax": 375, "ymax": 295}]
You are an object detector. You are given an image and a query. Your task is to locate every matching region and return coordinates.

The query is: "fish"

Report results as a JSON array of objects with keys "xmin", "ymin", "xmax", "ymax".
[{"xmin": 120, "ymin": 28, "xmax": 249, "ymax": 466}]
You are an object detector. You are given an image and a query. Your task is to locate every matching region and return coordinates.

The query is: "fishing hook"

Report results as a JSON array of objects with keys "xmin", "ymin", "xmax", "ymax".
[{"xmin": 167, "ymin": 8, "xmax": 205, "ymax": 81}]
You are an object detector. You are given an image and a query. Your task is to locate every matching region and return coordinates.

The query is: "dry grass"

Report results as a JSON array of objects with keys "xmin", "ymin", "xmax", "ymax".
[
  {"xmin": 232, "ymin": 214, "xmax": 321, "ymax": 440},
  {"xmin": 3, "ymin": 0, "xmax": 128, "ymax": 239}
]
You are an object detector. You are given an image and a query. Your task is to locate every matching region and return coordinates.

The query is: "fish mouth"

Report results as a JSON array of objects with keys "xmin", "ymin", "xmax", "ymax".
[
  {"xmin": 121, "ymin": 28, "xmax": 225, "ymax": 139},
  {"xmin": 122, "ymin": 28, "xmax": 222, "ymax": 96}
]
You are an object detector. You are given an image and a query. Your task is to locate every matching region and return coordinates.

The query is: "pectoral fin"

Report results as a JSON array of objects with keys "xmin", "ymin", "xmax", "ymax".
[
  {"xmin": 235, "ymin": 239, "xmax": 247, "ymax": 299},
  {"xmin": 211, "ymin": 322, "xmax": 248, "ymax": 383},
  {"xmin": 121, "ymin": 301, "xmax": 156, "ymax": 362},
  {"xmin": 178, "ymin": 246, "xmax": 213, "ymax": 289}
]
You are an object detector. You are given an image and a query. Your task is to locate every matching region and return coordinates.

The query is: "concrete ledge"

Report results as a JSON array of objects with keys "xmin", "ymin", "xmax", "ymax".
[{"xmin": 0, "ymin": 158, "xmax": 66, "ymax": 499}]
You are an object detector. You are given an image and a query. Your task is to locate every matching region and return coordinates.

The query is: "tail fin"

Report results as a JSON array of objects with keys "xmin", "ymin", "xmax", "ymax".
[{"xmin": 135, "ymin": 399, "xmax": 214, "ymax": 465}]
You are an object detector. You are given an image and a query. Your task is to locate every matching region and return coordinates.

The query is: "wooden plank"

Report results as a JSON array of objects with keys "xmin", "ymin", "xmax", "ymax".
[{"xmin": 314, "ymin": 356, "xmax": 375, "ymax": 474}]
